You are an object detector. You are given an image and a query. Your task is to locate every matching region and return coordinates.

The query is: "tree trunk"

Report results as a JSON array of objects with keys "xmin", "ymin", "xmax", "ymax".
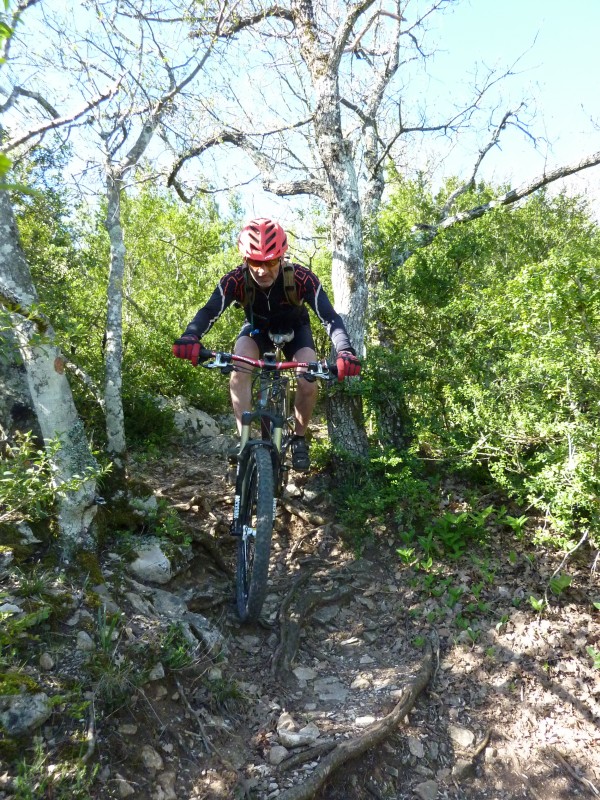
[
  {"xmin": 103, "ymin": 173, "xmax": 127, "ymax": 472},
  {"xmin": 0, "ymin": 189, "xmax": 98, "ymax": 557},
  {"xmin": 312, "ymin": 70, "xmax": 369, "ymax": 458}
]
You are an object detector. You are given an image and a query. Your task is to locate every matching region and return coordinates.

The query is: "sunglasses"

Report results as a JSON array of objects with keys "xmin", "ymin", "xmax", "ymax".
[{"xmin": 247, "ymin": 258, "xmax": 281, "ymax": 269}]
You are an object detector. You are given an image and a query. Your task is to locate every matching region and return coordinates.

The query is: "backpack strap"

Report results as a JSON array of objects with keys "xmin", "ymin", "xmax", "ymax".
[
  {"xmin": 282, "ymin": 259, "xmax": 301, "ymax": 307},
  {"xmin": 240, "ymin": 260, "xmax": 302, "ymax": 318}
]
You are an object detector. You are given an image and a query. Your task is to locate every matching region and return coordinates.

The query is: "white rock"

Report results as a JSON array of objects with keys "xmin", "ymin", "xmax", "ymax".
[
  {"xmin": 448, "ymin": 724, "xmax": 475, "ymax": 749},
  {"xmin": 76, "ymin": 631, "xmax": 94, "ymax": 651},
  {"xmin": 313, "ymin": 677, "xmax": 348, "ymax": 702},
  {"xmin": 0, "ymin": 692, "xmax": 52, "ymax": 735},
  {"xmin": 148, "ymin": 663, "xmax": 165, "ymax": 681},
  {"xmin": 293, "ymin": 666, "xmax": 318, "ymax": 681},
  {"xmin": 408, "ymin": 735, "xmax": 425, "ymax": 758},
  {"xmin": 130, "ymin": 495, "xmax": 158, "ymax": 515},
  {"xmin": 277, "ymin": 713, "xmax": 320, "ymax": 748},
  {"xmin": 157, "ymin": 396, "xmax": 220, "ymax": 441},
  {"xmin": 118, "ymin": 724, "xmax": 138, "ymax": 735},
  {"xmin": 128, "ymin": 539, "xmax": 172, "ymax": 585},
  {"xmin": 141, "ymin": 744, "xmax": 164, "ymax": 772},
  {"xmin": 17, "ymin": 522, "xmax": 41, "ymax": 543},
  {"xmin": 0, "ymin": 603, "xmax": 21, "ymax": 614},
  {"xmin": 354, "ymin": 715, "xmax": 376, "ymax": 728},
  {"xmin": 414, "ymin": 779, "xmax": 438, "ymax": 800},
  {"xmin": 269, "ymin": 746, "xmax": 289, "ymax": 765},
  {"xmin": 350, "ymin": 675, "xmax": 371, "ymax": 690},
  {"xmin": 282, "ymin": 723, "xmax": 319, "ymax": 748},
  {"xmin": 157, "ymin": 771, "xmax": 177, "ymax": 800},
  {"xmin": 115, "ymin": 774, "xmax": 135, "ymax": 798},
  {"xmin": 39, "ymin": 652, "xmax": 54, "ymax": 671}
]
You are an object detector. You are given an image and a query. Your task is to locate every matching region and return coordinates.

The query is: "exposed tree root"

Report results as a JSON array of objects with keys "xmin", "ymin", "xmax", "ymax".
[
  {"xmin": 547, "ymin": 747, "xmax": 600, "ymax": 797},
  {"xmin": 276, "ymin": 643, "xmax": 433, "ymax": 800},
  {"xmin": 277, "ymin": 739, "xmax": 338, "ymax": 773},
  {"xmin": 281, "ymin": 500, "xmax": 328, "ymax": 526},
  {"xmin": 271, "ymin": 570, "xmax": 354, "ymax": 680}
]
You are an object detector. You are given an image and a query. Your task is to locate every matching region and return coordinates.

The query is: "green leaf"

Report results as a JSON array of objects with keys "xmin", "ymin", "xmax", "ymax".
[{"xmin": 549, "ymin": 574, "xmax": 571, "ymax": 595}]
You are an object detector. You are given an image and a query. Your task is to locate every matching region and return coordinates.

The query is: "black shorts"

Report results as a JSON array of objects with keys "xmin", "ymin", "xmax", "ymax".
[{"xmin": 237, "ymin": 321, "xmax": 316, "ymax": 359}]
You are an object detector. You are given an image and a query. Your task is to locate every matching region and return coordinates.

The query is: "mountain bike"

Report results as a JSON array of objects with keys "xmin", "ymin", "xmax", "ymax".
[{"xmin": 199, "ymin": 341, "xmax": 336, "ymax": 622}]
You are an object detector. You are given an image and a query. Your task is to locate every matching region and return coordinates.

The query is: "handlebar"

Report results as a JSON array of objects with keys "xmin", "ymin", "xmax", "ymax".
[{"xmin": 198, "ymin": 348, "xmax": 338, "ymax": 379}]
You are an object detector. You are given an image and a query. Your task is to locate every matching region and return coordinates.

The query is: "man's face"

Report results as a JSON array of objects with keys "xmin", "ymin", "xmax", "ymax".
[{"xmin": 247, "ymin": 257, "xmax": 281, "ymax": 289}]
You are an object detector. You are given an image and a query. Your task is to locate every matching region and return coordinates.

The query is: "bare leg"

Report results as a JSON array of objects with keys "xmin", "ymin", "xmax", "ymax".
[
  {"xmin": 293, "ymin": 346, "xmax": 318, "ymax": 436},
  {"xmin": 230, "ymin": 336, "xmax": 260, "ymax": 434}
]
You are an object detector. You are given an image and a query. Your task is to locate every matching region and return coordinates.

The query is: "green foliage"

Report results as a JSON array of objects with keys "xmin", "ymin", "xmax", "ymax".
[
  {"xmin": 548, "ymin": 573, "xmax": 572, "ymax": 595},
  {"xmin": 159, "ymin": 623, "xmax": 197, "ymax": 671},
  {"xmin": 528, "ymin": 595, "xmax": 547, "ymax": 613},
  {"xmin": 587, "ymin": 646, "xmax": 600, "ymax": 670},
  {"xmin": 0, "ymin": 432, "xmax": 106, "ymax": 528},
  {"xmin": 13, "ymin": 175, "xmax": 240, "ymax": 447},
  {"xmin": 333, "ymin": 447, "xmax": 434, "ymax": 545},
  {"xmin": 375, "ymin": 177, "xmax": 600, "ymax": 545},
  {"xmin": 11, "ymin": 738, "xmax": 97, "ymax": 800},
  {"xmin": 0, "ymin": 606, "xmax": 51, "ymax": 655},
  {"xmin": 420, "ymin": 506, "xmax": 492, "ymax": 560}
]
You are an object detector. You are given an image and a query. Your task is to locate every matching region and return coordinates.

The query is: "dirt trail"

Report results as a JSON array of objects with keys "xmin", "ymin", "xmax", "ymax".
[{"xmin": 74, "ymin": 442, "xmax": 599, "ymax": 800}]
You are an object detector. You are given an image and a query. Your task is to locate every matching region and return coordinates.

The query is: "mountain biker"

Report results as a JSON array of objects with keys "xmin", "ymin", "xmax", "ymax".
[{"xmin": 172, "ymin": 217, "xmax": 361, "ymax": 471}]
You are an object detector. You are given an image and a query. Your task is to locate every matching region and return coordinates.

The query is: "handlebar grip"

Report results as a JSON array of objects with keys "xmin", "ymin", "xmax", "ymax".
[
  {"xmin": 199, "ymin": 347, "xmax": 214, "ymax": 362},
  {"xmin": 328, "ymin": 362, "xmax": 338, "ymax": 377}
]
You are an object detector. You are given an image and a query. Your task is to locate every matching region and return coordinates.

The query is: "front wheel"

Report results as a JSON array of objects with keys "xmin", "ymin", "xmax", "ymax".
[{"xmin": 236, "ymin": 446, "xmax": 274, "ymax": 622}]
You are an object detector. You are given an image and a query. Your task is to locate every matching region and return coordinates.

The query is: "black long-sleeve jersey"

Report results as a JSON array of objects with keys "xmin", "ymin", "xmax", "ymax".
[{"xmin": 183, "ymin": 263, "xmax": 354, "ymax": 354}]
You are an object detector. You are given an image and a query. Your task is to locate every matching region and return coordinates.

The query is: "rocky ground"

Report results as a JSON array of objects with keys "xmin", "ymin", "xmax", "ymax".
[{"xmin": 1, "ymin": 439, "xmax": 599, "ymax": 800}]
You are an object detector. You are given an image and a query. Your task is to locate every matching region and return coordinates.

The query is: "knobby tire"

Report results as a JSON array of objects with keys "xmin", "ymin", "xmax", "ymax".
[{"xmin": 236, "ymin": 446, "xmax": 274, "ymax": 622}]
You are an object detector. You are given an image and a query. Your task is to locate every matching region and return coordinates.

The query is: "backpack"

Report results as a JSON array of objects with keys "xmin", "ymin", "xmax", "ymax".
[{"xmin": 240, "ymin": 259, "xmax": 302, "ymax": 311}]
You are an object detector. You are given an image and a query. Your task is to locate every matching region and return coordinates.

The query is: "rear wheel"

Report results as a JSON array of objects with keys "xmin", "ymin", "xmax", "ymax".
[{"xmin": 236, "ymin": 446, "xmax": 274, "ymax": 622}]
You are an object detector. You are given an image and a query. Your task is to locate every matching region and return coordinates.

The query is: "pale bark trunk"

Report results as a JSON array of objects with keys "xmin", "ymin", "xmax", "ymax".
[
  {"xmin": 103, "ymin": 173, "xmax": 127, "ymax": 469},
  {"xmin": 0, "ymin": 189, "xmax": 98, "ymax": 556},
  {"xmin": 310, "ymin": 58, "xmax": 369, "ymax": 457}
]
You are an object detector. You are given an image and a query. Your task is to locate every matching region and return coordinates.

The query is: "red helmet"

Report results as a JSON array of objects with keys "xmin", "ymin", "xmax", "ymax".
[{"xmin": 238, "ymin": 218, "xmax": 288, "ymax": 261}]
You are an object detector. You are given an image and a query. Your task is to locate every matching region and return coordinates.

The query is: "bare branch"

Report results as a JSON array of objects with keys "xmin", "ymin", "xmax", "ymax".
[
  {"xmin": 0, "ymin": 86, "xmax": 59, "ymax": 117},
  {"xmin": 263, "ymin": 177, "xmax": 328, "ymax": 197},
  {"xmin": 439, "ymin": 105, "xmax": 525, "ymax": 217},
  {"xmin": 398, "ymin": 148, "xmax": 600, "ymax": 264},
  {"xmin": 204, "ymin": 5, "xmax": 294, "ymax": 38},
  {"xmin": 329, "ymin": 0, "xmax": 378, "ymax": 73},
  {"xmin": 344, "ymin": 8, "xmax": 404, "ymax": 53},
  {"xmin": 1, "ymin": 0, "xmax": 41, "ymax": 63},
  {"xmin": 4, "ymin": 79, "xmax": 122, "ymax": 153},
  {"xmin": 168, "ymin": 117, "xmax": 316, "ymax": 190},
  {"xmin": 64, "ymin": 360, "xmax": 106, "ymax": 411},
  {"xmin": 439, "ymin": 148, "xmax": 600, "ymax": 229}
]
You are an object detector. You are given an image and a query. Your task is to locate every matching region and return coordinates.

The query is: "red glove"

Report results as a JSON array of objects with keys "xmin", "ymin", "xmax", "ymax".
[
  {"xmin": 173, "ymin": 334, "xmax": 200, "ymax": 366},
  {"xmin": 336, "ymin": 351, "xmax": 361, "ymax": 382}
]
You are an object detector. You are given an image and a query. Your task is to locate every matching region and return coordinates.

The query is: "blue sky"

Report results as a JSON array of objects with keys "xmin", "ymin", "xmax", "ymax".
[{"xmin": 423, "ymin": 0, "xmax": 600, "ymax": 195}]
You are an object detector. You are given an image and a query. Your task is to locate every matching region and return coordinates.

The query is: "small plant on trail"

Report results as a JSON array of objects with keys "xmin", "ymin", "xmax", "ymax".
[
  {"xmin": 446, "ymin": 585, "xmax": 464, "ymax": 608},
  {"xmin": 159, "ymin": 623, "xmax": 197, "ymax": 671},
  {"xmin": 11, "ymin": 737, "xmax": 97, "ymax": 800},
  {"xmin": 500, "ymin": 512, "xmax": 529, "ymax": 538},
  {"xmin": 548, "ymin": 573, "xmax": 572, "ymax": 596},
  {"xmin": 586, "ymin": 646, "xmax": 600, "ymax": 670},
  {"xmin": 396, "ymin": 546, "xmax": 416, "ymax": 565},
  {"xmin": 529, "ymin": 595, "xmax": 547, "ymax": 613},
  {"xmin": 96, "ymin": 605, "xmax": 122, "ymax": 655},
  {"xmin": 13, "ymin": 567, "xmax": 57, "ymax": 600}
]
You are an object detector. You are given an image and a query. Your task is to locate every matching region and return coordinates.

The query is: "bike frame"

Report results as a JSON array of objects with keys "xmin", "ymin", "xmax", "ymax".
[
  {"xmin": 200, "ymin": 347, "xmax": 334, "ymax": 621},
  {"xmin": 202, "ymin": 349, "xmax": 333, "ymax": 530}
]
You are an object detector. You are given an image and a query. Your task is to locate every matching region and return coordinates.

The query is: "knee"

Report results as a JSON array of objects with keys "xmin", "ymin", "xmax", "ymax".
[{"xmin": 298, "ymin": 376, "xmax": 318, "ymax": 400}]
